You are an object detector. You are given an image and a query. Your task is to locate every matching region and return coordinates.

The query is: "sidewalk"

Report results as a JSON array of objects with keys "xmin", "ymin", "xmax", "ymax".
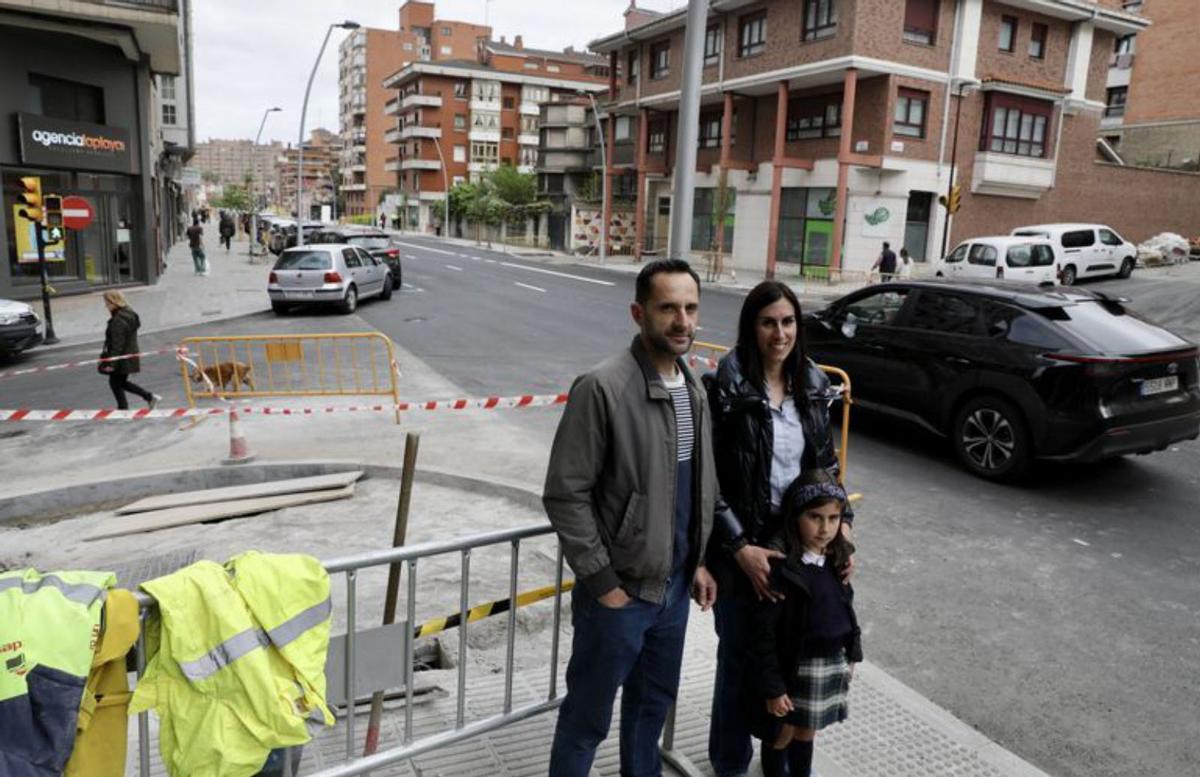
[{"xmin": 39, "ymin": 226, "xmax": 273, "ymax": 350}]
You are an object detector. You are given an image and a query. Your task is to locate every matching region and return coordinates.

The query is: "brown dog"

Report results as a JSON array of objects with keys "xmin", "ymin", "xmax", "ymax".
[{"xmin": 191, "ymin": 361, "xmax": 255, "ymax": 392}]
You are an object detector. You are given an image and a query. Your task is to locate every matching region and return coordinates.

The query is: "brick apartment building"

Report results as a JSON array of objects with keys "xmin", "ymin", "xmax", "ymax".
[
  {"xmin": 338, "ymin": 2, "xmax": 490, "ymax": 218},
  {"xmin": 277, "ymin": 128, "xmax": 341, "ymax": 218},
  {"xmin": 1100, "ymin": 0, "xmax": 1200, "ymax": 169},
  {"xmin": 588, "ymin": 0, "xmax": 1200, "ymax": 278},
  {"xmin": 192, "ymin": 139, "xmax": 284, "ymax": 191},
  {"xmin": 381, "ymin": 37, "xmax": 609, "ymax": 231}
]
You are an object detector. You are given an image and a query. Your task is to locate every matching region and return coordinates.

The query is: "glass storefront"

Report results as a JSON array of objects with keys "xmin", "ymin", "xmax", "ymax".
[
  {"xmin": 3, "ymin": 168, "xmax": 139, "ymax": 288},
  {"xmin": 777, "ymin": 187, "xmax": 837, "ymax": 269}
]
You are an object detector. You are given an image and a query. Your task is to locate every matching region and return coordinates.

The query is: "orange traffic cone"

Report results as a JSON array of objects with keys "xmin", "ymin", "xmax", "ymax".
[{"xmin": 222, "ymin": 409, "xmax": 256, "ymax": 465}]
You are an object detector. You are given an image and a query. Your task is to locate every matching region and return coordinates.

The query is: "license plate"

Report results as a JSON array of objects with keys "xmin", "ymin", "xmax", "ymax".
[
  {"xmin": 1140, "ymin": 376, "xmax": 1178, "ymax": 396},
  {"xmin": 283, "ymin": 290, "xmax": 314, "ymax": 299}
]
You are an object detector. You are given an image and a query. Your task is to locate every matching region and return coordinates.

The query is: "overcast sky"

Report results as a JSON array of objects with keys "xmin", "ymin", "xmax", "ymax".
[{"xmin": 192, "ymin": 0, "xmax": 681, "ymax": 145}]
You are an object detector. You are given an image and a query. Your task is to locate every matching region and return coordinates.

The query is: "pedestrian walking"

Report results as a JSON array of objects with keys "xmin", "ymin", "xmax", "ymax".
[
  {"xmin": 898, "ymin": 247, "xmax": 912, "ymax": 279},
  {"xmin": 99, "ymin": 290, "xmax": 160, "ymax": 411},
  {"xmin": 746, "ymin": 469, "xmax": 862, "ymax": 777},
  {"xmin": 186, "ymin": 216, "xmax": 207, "ymax": 275},
  {"xmin": 378, "ymin": 212, "xmax": 386, "ymax": 230},
  {"xmin": 544, "ymin": 259, "xmax": 719, "ymax": 776},
  {"xmin": 219, "ymin": 211, "xmax": 235, "ymax": 251},
  {"xmin": 871, "ymin": 241, "xmax": 899, "ymax": 282},
  {"xmin": 703, "ymin": 280, "xmax": 851, "ymax": 777}
]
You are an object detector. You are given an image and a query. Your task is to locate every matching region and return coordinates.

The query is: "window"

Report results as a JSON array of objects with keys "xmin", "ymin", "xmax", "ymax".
[
  {"xmin": 440, "ymin": 45, "xmax": 452, "ymax": 56},
  {"xmin": 502, "ymin": 96, "xmax": 515, "ymax": 109},
  {"xmin": 650, "ymin": 40, "xmax": 670, "ymax": 79},
  {"xmin": 161, "ymin": 103, "xmax": 177, "ymax": 125},
  {"xmin": 627, "ymin": 50, "xmax": 640, "ymax": 84},
  {"xmin": 908, "ymin": 292, "xmax": 981, "ymax": 335},
  {"xmin": 161, "ymin": 75, "xmax": 177, "ymax": 101},
  {"xmin": 1005, "ymin": 243, "xmax": 1055, "ymax": 268},
  {"xmin": 343, "ymin": 248, "xmax": 362, "ymax": 268},
  {"xmin": 739, "ymin": 12, "xmax": 766, "ymax": 57},
  {"xmin": 982, "ymin": 303, "xmax": 1071, "ymax": 348},
  {"xmin": 999, "ymin": 15, "xmax": 1017, "ymax": 52},
  {"xmin": 985, "ymin": 96, "xmax": 1051, "ymax": 157},
  {"xmin": 453, "ymin": 145, "xmax": 466, "ymax": 162},
  {"xmin": 1114, "ymin": 35, "xmax": 1135, "ymax": 55},
  {"xmin": 1099, "ymin": 228, "xmax": 1124, "ymax": 246},
  {"xmin": 472, "ymin": 112, "xmax": 499, "ymax": 130},
  {"xmin": 521, "ymin": 115, "xmax": 539, "ymax": 133},
  {"xmin": 501, "ymin": 127, "xmax": 513, "ymax": 139},
  {"xmin": 903, "ymin": 0, "xmax": 938, "ymax": 45},
  {"xmin": 521, "ymin": 85, "xmax": 549, "ymax": 103},
  {"xmin": 470, "ymin": 141, "xmax": 499, "ymax": 161},
  {"xmin": 403, "ymin": 41, "xmax": 414, "ymax": 51},
  {"xmin": 523, "ymin": 61, "xmax": 539, "ymax": 70},
  {"xmin": 701, "ymin": 25, "xmax": 722, "ymax": 66},
  {"xmin": 786, "ymin": 98, "xmax": 841, "ymax": 140},
  {"xmin": 904, "ymin": 191, "xmax": 933, "ymax": 260},
  {"xmin": 967, "ymin": 243, "xmax": 998, "ymax": 266},
  {"xmin": 548, "ymin": 65, "xmax": 560, "ymax": 73},
  {"xmin": 944, "ymin": 243, "xmax": 968, "ymax": 263},
  {"xmin": 698, "ymin": 114, "xmax": 721, "ymax": 148},
  {"xmin": 1029, "ymin": 23, "xmax": 1047, "ymax": 59},
  {"xmin": 454, "ymin": 81, "xmax": 468, "ymax": 99},
  {"xmin": 441, "ymin": 26, "xmax": 452, "ymax": 36},
  {"xmin": 472, "ymin": 80, "xmax": 499, "ymax": 101},
  {"xmin": 28, "ymin": 73, "xmax": 105, "ymax": 123},
  {"xmin": 648, "ymin": 122, "xmax": 666, "ymax": 153},
  {"xmin": 615, "ymin": 115, "xmax": 633, "ymax": 142},
  {"xmin": 842, "ymin": 289, "xmax": 910, "ymax": 327},
  {"xmin": 691, "ymin": 187, "xmax": 736, "ymax": 252},
  {"xmin": 454, "ymin": 114, "xmax": 466, "ymax": 130},
  {"xmin": 1105, "ymin": 87, "xmax": 1127, "ymax": 118},
  {"xmin": 893, "ymin": 89, "xmax": 928, "ymax": 138},
  {"xmin": 1061, "ymin": 229, "xmax": 1095, "ymax": 249},
  {"xmin": 803, "ymin": 0, "xmax": 837, "ymax": 41},
  {"xmin": 520, "ymin": 146, "xmax": 538, "ymax": 167}
]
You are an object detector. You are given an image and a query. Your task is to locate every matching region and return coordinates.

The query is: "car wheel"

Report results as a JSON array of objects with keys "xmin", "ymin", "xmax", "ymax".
[
  {"xmin": 953, "ymin": 396, "xmax": 1031, "ymax": 481},
  {"xmin": 1060, "ymin": 265, "xmax": 1077, "ymax": 286},
  {"xmin": 379, "ymin": 276, "xmax": 393, "ymax": 300},
  {"xmin": 271, "ymin": 301, "xmax": 289, "ymax": 315},
  {"xmin": 339, "ymin": 285, "xmax": 358, "ymax": 314},
  {"xmin": 1118, "ymin": 257, "xmax": 1134, "ymax": 279}
]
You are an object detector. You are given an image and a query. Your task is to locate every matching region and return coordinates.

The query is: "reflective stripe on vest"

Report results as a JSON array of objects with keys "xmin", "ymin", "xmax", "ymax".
[
  {"xmin": 0, "ymin": 574, "xmax": 107, "ymax": 607},
  {"xmin": 178, "ymin": 596, "xmax": 331, "ymax": 682}
]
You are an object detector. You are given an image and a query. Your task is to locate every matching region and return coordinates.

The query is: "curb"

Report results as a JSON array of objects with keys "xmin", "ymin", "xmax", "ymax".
[
  {"xmin": 0, "ymin": 459, "xmax": 544, "ymax": 525},
  {"xmin": 27, "ymin": 307, "xmax": 274, "ymax": 355}
]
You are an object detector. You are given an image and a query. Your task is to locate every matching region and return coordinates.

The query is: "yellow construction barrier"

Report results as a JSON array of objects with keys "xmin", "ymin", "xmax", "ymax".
[
  {"xmin": 178, "ymin": 332, "xmax": 402, "ymax": 423},
  {"xmin": 691, "ymin": 341, "xmax": 854, "ymax": 482}
]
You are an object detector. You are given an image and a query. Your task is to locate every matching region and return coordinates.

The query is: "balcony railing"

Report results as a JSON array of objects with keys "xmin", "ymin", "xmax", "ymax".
[{"xmin": 80, "ymin": 0, "xmax": 179, "ymax": 11}]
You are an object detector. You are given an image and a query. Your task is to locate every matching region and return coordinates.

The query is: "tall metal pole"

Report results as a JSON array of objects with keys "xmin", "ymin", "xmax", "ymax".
[
  {"xmin": 250, "ymin": 107, "xmax": 280, "ymax": 258},
  {"xmin": 585, "ymin": 91, "xmax": 607, "ymax": 264},
  {"xmin": 940, "ymin": 80, "xmax": 968, "ymax": 260},
  {"xmin": 298, "ymin": 21, "xmax": 358, "ymax": 245},
  {"xmin": 667, "ymin": 0, "xmax": 709, "ymax": 260},
  {"xmin": 433, "ymin": 136, "xmax": 450, "ymax": 240}
]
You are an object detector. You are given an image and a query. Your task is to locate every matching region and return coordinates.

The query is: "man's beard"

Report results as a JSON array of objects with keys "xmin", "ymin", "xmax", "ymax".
[{"xmin": 644, "ymin": 326, "xmax": 694, "ymax": 357}]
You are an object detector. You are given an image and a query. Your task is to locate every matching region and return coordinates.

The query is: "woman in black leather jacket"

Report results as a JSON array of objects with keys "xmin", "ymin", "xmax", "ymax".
[{"xmin": 702, "ymin": 280, "xmax": 849, "ymax": 776}]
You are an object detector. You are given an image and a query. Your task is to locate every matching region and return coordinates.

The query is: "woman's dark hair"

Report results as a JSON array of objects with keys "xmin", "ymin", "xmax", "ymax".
[
  {"xmin": 781, "ymin": 468, "xmax": 854, "ymax": 570},
  {"xmin": 735, "ymin": 280, "xmax": 808, "ymax": 398}
]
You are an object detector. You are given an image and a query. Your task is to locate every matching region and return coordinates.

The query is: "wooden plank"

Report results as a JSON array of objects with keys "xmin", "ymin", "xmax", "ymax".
[
  {"xmin": 116, "ymin": 471, "xmax": 363, "ymax": 515},
  {"xmin": 86, "ymin": 484, "xmax": 356, "ymax": 542}
]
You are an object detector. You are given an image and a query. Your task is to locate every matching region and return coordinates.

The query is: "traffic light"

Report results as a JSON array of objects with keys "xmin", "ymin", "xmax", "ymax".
[
  {"xmin": 17, "ymin": 176, "xmax": 43, "ymax": 223},
  {"xmin": 43, "ymin": 194, "xmax": 63, "ymax": 228},
  {"xmin": 938, "ymin": 185, "xmax": 963, "ymax": 215}
]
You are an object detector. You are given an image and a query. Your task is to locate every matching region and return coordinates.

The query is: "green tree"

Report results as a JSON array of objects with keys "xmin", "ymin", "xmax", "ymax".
[{"xmin": 213, "ymin": 184, "xmax": 253, "ymax": 212}]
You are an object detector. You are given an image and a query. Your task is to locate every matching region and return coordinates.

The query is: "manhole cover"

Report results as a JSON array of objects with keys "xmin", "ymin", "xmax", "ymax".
[{"xmin": 105, "ymin": 547, "xmax": 201, "ymax": 589}]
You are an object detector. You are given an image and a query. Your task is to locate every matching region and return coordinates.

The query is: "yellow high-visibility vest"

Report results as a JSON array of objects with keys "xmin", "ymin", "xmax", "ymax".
[{"xmin": 129, "ymin": 553, "xmax": 333, "ymax": 777}]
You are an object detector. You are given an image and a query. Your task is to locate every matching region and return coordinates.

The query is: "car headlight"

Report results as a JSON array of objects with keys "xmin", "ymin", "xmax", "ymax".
[{"xmin": 0, "ymin": 313, "xmax": 23, "ymax": 326}]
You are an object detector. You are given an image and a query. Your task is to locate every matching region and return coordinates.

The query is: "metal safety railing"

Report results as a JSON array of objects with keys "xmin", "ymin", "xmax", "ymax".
[{"xmin": 178, "ymin": 333, "xmax": 402, "ymax": 422}]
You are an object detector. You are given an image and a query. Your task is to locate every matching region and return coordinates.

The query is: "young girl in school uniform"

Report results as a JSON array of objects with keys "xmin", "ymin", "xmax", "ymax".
[{"xmin": 746, "ymin": 468, "xmax": 862, "ymax": 777}]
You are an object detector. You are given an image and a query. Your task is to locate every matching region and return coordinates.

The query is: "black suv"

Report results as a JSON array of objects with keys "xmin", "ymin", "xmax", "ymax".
[
  {"xmin": 310, "ymin": 228, "xmax": 401, "ymax": 289},
  {"xmin": 805, "ymin": 280, "xmax": 1200, "ymax": 480}
]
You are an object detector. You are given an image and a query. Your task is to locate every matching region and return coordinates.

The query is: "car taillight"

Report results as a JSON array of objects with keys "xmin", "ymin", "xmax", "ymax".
[
  {"xmin": 385, "ymin": 248, "xmax": 399, "ymax": 258},
  {"xmin": 324, "ymin": 271, "xmax": 343, "ymax": 283},
  {"xmin": 1044, "ymin": 349, "xmax": 1200, "ymax": 378},
  {"xmin": 268, "ymin": 271, "xmax": 278, "ymax": 283}
]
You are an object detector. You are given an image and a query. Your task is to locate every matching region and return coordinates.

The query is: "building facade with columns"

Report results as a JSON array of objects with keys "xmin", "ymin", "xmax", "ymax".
[{"xmin": 590, "ymin": 0, "xmax": 1170, "ymax": 278}]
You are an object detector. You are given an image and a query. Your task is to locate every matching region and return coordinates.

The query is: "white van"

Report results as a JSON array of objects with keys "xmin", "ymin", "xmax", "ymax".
[
  {"xmin": 937, "ymin": 236, "xmax": 1059, "ymax": 285},
  {"xmin": 1010, "ymin": 223, "xmax": 1137, "ymax": 285}
]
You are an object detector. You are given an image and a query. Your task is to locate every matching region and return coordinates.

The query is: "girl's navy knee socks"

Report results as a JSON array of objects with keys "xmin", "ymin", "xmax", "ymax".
[
  {"xmin": 760, "ymin": 744, "xmax": 787, "ymax": 777},
  {"xmin": 787, "ymin": 740, "xmax": 814, "ymax": 776}
]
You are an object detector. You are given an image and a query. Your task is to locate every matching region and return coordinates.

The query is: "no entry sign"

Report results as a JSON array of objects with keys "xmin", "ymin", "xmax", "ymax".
[{"xmin": 61, "ymin": 196, "xmax": 94, "ymax": 230}]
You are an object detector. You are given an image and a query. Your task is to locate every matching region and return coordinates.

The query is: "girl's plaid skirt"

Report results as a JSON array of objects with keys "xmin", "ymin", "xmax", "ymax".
[{"xmin": 784, "ymin": 652, "xmax": 850, "ymax": 730}]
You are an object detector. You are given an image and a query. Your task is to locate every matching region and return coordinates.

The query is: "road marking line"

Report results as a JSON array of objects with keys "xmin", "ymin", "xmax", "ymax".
[
  {"xmin": 395, "ymin": 241, "xmax": 457, "ymax": 256},
  {"xmin": 445, "ymin": 265, "xmax": 463, "ymax": 272},
  {"xmin": 484, "ymin": 259, "xmax": 497, "ymax": 264},
  {"xmin": 1072, "ymin": 538, "xmax": 1090, "ymax": 547},
  {"xmin": 514, "ymin": 282, "xmax": 547, "ymax": 293},
  {"xmin": 500, "ymin": 262, "xmax": 615, "ymax": 286}
]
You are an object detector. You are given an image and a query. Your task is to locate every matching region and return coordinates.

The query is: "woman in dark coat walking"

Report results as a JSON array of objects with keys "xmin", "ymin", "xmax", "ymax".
[
  {"xmin": 101, "ymin": 290, "xmax": 159, "ymax": 410},
  {"xmin": 703, "ymin": 280, "xmax": 850, "ymax": 776},
  {"xmin": 218, "ymin": 211, "xmax": 235, "ymax": 251}
]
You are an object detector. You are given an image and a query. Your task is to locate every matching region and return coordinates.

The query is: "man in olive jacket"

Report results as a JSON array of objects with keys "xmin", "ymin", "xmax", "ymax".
[{"xmin": 545, "ymin": 259, "xmax": 718, "ymax": 776}]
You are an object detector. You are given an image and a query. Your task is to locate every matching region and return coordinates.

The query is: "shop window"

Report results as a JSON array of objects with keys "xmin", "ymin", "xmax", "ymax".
[
  {"xmin": 704, "ymin": 25, "xmax": 721, "ymax": 66},
  {"xmin": 998, "ymin": 16, "xmax": 1017, "ymax": 53},
  {"xmin": 984, "ymin": 95, "xmax": 1051, "ymax": 157},
  {"xmin": 691, "ymin": 187, "xmax": 736, "ymax": 252},
  {"xmin": 803, "ymin": 0, "xmax": 837, "ymax": 41},
  {"xmin": 739, "ymin": 12, "xmax": 767, "ymax": 57},
  {"xmin": 1105, "ymin": 87, "xmax": 1127, "ymax": 118},
  {"xmin": 28, "ymin": 73, "xmax": 105, "ymax": 124},
  {"xmin": 776, "ymin": 187, "xmax": 836, "ymax": 266},
  {"xmin": 650, "ymin": 40, "xmax": 670, "ymax": 79},
  {"xmin": 893, "ymin": 89, "xmax": 928, "ymax": 138},
  {"xmin": 786, "ymin": 98, "xmax": 841, "ymax": 140},
  {"xmin": 903, "ymin": 0, "xmax": 938, "ymax": 45},
  {"xmin": 1029, "ymin": 23, "xmax": 1047, "ymax": 59}
]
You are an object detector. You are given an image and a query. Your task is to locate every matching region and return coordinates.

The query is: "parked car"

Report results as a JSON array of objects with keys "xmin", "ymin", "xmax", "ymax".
[
  {"xmin": 310, "ymin": 228, "xmax": 401, "ymax": 289},
  {"xmin": 1010, "ymin": 223, "xmax": 1137, "ymax": 285},
  {"xmin": 268, "ymin": 221, "xmax": 325, "ymax": 256},
  {"xmin": 0, "ymin": 299, "xmax": 43, "ymax": 357},
  {"xmin": 268, "ymin": 244, "xmax": 393, "ymax": 314},
  {"xmin": 937, "ymin": 236, "xmax": 1059, "ymax": 286},
  {"xmin": 804, "ymin": 280, "xmax": 1200, "ymax": 481}
]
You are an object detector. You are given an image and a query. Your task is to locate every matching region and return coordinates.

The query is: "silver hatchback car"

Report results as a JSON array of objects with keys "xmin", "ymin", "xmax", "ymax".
[{"xmin": 268, "ymin": 244, "xmax": 393, "ymax": 314}]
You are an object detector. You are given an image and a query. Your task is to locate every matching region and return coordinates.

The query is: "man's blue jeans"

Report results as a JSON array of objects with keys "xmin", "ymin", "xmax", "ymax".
[{"xmin": 548, "ymin": 574, "xmax": 690, "ymax": 777}]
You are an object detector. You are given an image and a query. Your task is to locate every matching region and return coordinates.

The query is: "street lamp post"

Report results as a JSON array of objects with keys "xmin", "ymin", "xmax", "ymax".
[
  {"xmin": 249, "ymin": 106, "xmax": 281, "ymax": 260},
  {"xmin": 432, "ymin": 136, "xmax": 450, "ymax": 240},
  {"xmin": 667, "ymin": 0, "xmax": 708, "ymax": 260},
  {"xmin": 297, "ymin": 20, "xmax": 359, "ymax": 246},
  {"xmin": 581, "ymin": 90, "xmax": 607, "ymax": 264},
  {"xmin": 940, "ymin": 79, "xmax": 975, "ymax": 260}
]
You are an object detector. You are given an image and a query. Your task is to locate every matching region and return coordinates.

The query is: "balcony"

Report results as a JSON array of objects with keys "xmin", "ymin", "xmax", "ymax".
[
  {"xmin": 468, "ymin": 129, "xmax": 501, "ymax": 143},
  {"xmin": 346, "ymin": 164, "xmax": 366, "ymax": 173},
  {"xmin": 519, "ymin": 103, "xmax": 541, "ymax": 117},
  {"xmin": 384, "ymin": 158, "xmax": 402, "ymax": 173},
  {"xmin": 385, "ymin": 98, "xmax": 400, "ymax": 116},
  {"xmin": 468, "ymin": 161, "xmax": 499, "ymax": 174},
  {"xmin": 402, "ymin": 93, "xmax": 443, "ymax": 111},
  {"xmin": 340, "ymin": 183, "xmax": 367, "ymax": 192},
  {"xmin": 384, "ymin": 127, "xmax": 403, "ymax": 144},
  {"xmin": 517, "ymin": 165, "xmax": 535, "ymax": 174},
  {"xmin": 970, "ymin": 152, "xmax": 1056, "ymax": 199},
  {"xmin": 17, "ymin": 0, "xmax": 182, "ymax": 73},
  {"xmin": 470, "ymin": 98, "xmax": 502, "ymax": 112},
  {"xmin": 401, "ymin": 159, "xmax": 442, "ymax": 171},
  {"xmin": 399, "ymin": 125, "xmax": 443, "ymax": 140},
  {"xmin": 518, "ymin": 133, "xmax": 540, "ymax": 146}
]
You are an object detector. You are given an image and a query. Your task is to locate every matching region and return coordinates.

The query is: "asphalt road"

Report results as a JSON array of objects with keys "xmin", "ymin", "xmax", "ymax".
[{"xmin": 4, "ymin": 241, "xmax": 1198, "ymax": 777}]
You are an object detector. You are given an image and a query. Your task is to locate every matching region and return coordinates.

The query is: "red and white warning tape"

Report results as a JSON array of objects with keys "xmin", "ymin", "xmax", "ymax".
[
  {"xmin": 0, "ymin": 346, "xmax": 189, "ymax": 380},
  {"xmin": 0, "ymin": 393, "xmax": 570, "ymax": 422}
]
